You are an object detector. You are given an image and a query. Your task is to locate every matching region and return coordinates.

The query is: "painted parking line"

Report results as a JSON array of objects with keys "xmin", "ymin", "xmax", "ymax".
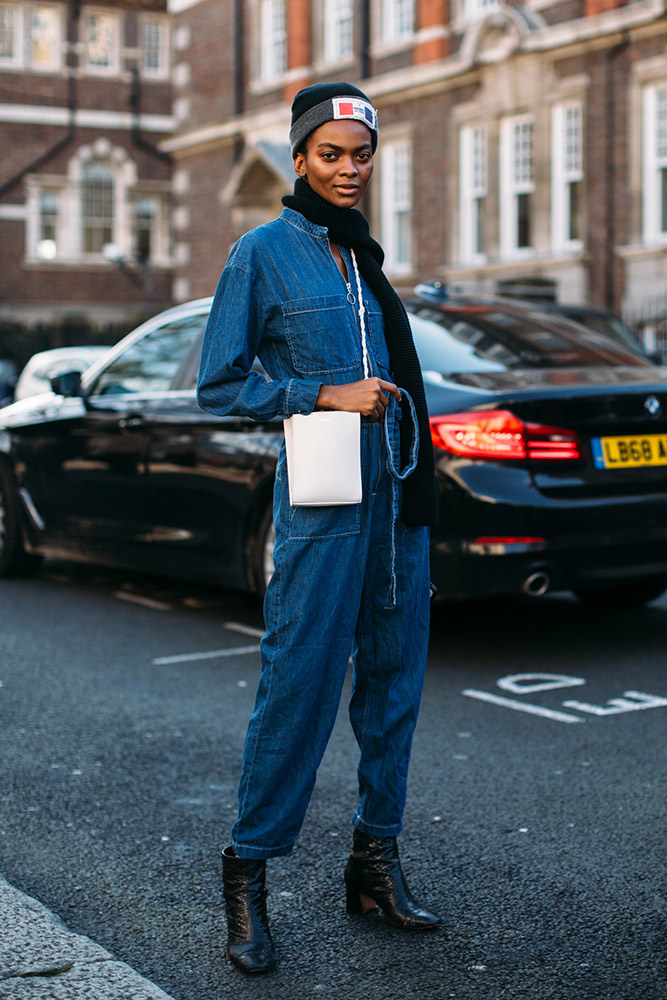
[
  {"xmin": 114, "ymin": 591, "xmax": 172, "ymax": 611},
  {"xmin": 153, "ymin": 644, "xmax": 261, "ymax": 665},
  {"xmin": 222, "ymin": 622, "xmax": 265, "ymax": 638},
  {"xmin": 463, "ymin": 674, "xmax": 667, "ymax": 724},
  {"xmin": 152, "ymin": 621, "xmax": 265, "ymax": 666},
  {"xmin": 462, "ymin": 689, "xmax": 584, "ymax": 724}
]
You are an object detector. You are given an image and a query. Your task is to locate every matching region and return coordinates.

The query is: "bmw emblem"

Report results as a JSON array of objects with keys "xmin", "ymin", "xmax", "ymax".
[{"xmin": 644, "ymin": 395, "xmax": 662, "ymax": 418}]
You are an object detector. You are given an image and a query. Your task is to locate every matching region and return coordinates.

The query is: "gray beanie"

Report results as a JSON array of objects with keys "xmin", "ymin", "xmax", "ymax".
[{"xmin": 289, "ymin": 82, "xmax": 379, "ymax": 158}]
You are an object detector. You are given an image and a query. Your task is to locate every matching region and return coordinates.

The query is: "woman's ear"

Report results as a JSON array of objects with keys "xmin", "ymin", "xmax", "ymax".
[{"xmin": 293, "ymin": 151, "xmax": 307, "ymax": 178}]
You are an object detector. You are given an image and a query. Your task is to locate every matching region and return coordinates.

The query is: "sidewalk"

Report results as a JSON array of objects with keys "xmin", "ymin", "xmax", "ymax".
[{"xmin": 0, "ymin": 876, "xmax": 176, "ymax": 1000}]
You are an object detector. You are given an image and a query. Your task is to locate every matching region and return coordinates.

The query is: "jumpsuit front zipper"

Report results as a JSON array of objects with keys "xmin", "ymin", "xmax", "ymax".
[{"xmin": 328, "ymin": 243, "xmax": 386, "ymax": 493}]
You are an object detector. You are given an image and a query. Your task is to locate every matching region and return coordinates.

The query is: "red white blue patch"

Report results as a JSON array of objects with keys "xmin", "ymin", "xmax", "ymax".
[{"xmin": 331, "ymin": 97, "xmax": 377, "ymax": 130}]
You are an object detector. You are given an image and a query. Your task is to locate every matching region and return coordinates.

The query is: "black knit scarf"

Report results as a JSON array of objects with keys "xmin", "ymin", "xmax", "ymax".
[{"xmin": 282, "ymin": 177, "xmax": 437, "ymax": 527}]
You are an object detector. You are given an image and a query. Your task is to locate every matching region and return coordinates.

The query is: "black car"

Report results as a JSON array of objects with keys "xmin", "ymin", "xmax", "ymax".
[{"xmin": 1, "ymin": 296, "xmax": 666, "ymax": 608}]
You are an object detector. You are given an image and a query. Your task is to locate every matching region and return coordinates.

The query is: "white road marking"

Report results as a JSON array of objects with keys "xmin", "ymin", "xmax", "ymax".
[
  {"xmin": 153, "ymin": 644, "xmax": 261, "ymax": 665},
  {"xmin": 114, "ymin": 591, "xmax": 172, "ymax": 611},
  {"xmin": 497, "ymin": 673, "xmax": 586, "ymax": 694},
  {"xmin": 462, "ymin": 689, "xmax": 584, "ymax": 724},
  {"xmin": 222, "ymin": 621, "xmax": 265, "ymax": 638},
  {"xmin": 563, "ymin": 690, "xmax": 667, "ymax": 716}
]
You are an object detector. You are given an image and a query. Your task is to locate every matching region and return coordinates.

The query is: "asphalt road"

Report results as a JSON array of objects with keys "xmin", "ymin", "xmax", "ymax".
[{"xmin": 0, "ymin": 562, "xmax": 665, "ymax": 1000}]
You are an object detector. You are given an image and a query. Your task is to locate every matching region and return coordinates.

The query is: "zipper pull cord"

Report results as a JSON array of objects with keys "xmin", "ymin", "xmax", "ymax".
[{"xmin": 350, "ymin": 249, "xmax": 370, "ymax": 380}]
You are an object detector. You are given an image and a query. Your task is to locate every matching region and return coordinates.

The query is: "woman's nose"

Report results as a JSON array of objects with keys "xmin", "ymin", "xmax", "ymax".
[{"xmin": 339, "ymin": 157, "xmax": 358, "ymax": 175}]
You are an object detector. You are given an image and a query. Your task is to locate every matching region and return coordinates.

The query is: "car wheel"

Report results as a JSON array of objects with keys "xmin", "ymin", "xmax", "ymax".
[
  {"xmin": 575, "ymin": 578, "xmax": 667, "ymax": 610},
  {"xmin": 0, "ymin": 462, "xmax": 42, "ymax": 577},
  {"xmin": 254, "ymin": 503, "xmax": 275, "ymax": 600}
]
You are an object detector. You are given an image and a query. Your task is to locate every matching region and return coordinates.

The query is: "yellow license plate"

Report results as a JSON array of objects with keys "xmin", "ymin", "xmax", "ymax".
[{"xmin": 592, "ymin": 433, "xmax": 667, "ymax": 469}]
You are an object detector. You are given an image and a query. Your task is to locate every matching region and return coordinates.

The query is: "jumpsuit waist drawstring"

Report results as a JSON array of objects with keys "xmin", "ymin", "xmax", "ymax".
[{"xmin": 382, "ymin": 389, "xmax": 419, "ymax": 609}]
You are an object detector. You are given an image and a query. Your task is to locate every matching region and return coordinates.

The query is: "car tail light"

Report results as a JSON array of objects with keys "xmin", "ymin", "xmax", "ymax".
[{"xmin": 429, "ymin": 409, "xmax": 581, "ymax": 461}]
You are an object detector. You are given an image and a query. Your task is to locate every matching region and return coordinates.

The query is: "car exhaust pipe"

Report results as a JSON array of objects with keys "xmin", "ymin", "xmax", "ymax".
[{"xmin": 522, "ymin": 570, "xmax": 551, "ymax": 597}]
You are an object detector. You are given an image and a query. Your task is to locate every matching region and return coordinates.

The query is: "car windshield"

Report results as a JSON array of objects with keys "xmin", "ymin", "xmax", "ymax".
[{"xmin": 407, "ymin": 304, "xmax": 651, "ymax": 375}]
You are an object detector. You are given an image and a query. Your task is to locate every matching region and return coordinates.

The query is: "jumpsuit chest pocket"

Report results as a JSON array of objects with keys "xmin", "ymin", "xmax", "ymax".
[{"xmin": 283, "ymin": 294, "xmax": 361, "ymax": 376}]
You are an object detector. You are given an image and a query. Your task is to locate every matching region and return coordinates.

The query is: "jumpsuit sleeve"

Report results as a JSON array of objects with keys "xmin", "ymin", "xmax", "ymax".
[{"xmin": 196, "ymin": 262, "xmax": 323, "ymax": 421}]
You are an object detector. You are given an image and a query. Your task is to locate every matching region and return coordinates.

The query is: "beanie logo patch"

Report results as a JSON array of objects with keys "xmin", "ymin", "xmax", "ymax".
[{"xmin": 332, "ymin": 97, "xmax": 377, "ymax": 130}]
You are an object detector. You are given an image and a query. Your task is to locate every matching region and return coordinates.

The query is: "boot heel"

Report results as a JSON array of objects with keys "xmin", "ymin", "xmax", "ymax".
[
  {"xmin": 344, "ymin": 859, "xmax": 366, "ymax": 914},
  {"xmin": 345, "ymin": 883, "xmax": 365, "ymax": 914}
]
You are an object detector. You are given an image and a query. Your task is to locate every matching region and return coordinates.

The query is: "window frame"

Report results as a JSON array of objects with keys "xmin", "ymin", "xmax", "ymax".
[
  {"xmin": 381, "ymin": 138, "xmax": 413, "ymax": 276},
  {"xmin": 642, "ymin": 82, "xmax": 667, "ymax": 245},
  {"xmin": 28, "ymin": 2, "xmax": 62, "ymax": 71},
  {"xmin": 322, "ymin": 0, "xmax": 354, "ymax": 65},
  {"xmin": 453, "ymin": 0, "xmax": 499, "ymax": 27},
  {"xmin": 258, "ymin": 0, "xmax": 286, "ymax": 85},
  {"xmin": 82, "ymin": 7, "xmax": 122, "ymax": 76},
  {"xmin": 500, "ymin": 114, "xmax": 535, "ymax": 259},
  {"xmin": 140, "ymin": 14, "xmax": 170, "ymax": 80},
  {"xmin": 381, "ymin": 0, "xmax": 414, "ymax": 47},
  {"xmin": 551, "ymin": 101, "xmax": 584, "ymax": 255},
  {"xmin": 0, "ymin": 3, "xmax": 23, "ymax": 67},
  {"xmin": 459, "ymin": 124, "xmax": 488, "ymax": 265}
]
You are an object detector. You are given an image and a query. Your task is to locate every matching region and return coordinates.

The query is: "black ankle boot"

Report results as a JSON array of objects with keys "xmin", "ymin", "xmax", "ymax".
[
  {"xmin": 221, "ymin": 847, "xmax": 275, "ymax": 973},
  {"xmin": 344, "ymin": 830, "xmax": 440, "ymax": 930}
]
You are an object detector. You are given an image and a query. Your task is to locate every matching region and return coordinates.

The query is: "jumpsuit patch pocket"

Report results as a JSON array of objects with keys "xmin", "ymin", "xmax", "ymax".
[
  {"xmin": 283, "ymin": 295, "xmax": 361, "ymax": 376},
  {"xmin": 288, "ymin": 502, "xmax": 361, "ymax": 540},
  {"xmin": 365, "ymin": 305, "xmax": 391, "ymax": 371}
]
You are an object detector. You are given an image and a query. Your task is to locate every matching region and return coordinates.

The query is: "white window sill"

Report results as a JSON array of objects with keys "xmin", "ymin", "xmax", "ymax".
[
  {"xmin": 312, "ymin": 55, "xmax": 355, "ymax": 74},
  {"xmin": 248, "ymin": 75, "xmax": 288, "ymax": 96},
  {"xmin": 617, "ymin": 239, "xmax": 667, "ymax": 259},
  {"xmin": 370, "ymin": 35, "xmax": 416, "ymax": 59}
]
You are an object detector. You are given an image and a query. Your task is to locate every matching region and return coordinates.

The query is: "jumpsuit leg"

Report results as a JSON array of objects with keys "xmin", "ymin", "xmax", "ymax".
[
  {"xmin": 349, "ymin": 465, "xmax": 431, "ymax": 837},
  {"xmin": 230, "ymin": 422, "xmax": 430, "ymax": 858},
  {"xmin": 231, "ymin": 426, "xmax": 379, "ymax": 859}
]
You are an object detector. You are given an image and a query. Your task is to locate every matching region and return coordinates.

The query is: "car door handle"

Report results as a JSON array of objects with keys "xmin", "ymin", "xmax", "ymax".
[{"xmin": 118, "ymin": 414, "xmax": 145, "ymax": 432}]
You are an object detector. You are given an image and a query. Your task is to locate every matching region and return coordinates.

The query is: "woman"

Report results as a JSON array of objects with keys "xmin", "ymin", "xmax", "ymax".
[{"xmin": 197, "ymin": 82, "xmax": 439, "ymax": 974}]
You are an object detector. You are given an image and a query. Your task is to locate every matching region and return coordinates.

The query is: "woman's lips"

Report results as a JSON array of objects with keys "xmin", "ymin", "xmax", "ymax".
[{"xmin": 334, "ymin": 185, "xmax": 359, "ymax": 195}]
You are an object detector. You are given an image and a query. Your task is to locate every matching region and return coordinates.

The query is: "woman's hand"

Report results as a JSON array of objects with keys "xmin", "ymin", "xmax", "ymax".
[{"xmin": 315, "ymin": 378, "xmax": 401, "ymax": 421}]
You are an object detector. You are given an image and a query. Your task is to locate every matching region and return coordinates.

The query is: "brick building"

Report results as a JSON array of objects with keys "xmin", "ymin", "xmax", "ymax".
[
  {"xmin": 0, "ymin": 0, "xmax": 173, "ymax": 341},
  {"xmin": 164, "ymin": 0, "xmax": 667, "ymax": 329}
]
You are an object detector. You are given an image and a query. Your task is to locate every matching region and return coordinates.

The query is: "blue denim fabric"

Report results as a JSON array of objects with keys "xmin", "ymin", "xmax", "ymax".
[
  {"xmin": 232, "ymin": 421, "xmax": 430, "ymax": 859},
  {"xmin": 196, "ymin": 208, "xmax": 430, "ymax": 860},
  {"xmin": 197, "ymin": 208, "xmax": 392, "ymax": 421}
]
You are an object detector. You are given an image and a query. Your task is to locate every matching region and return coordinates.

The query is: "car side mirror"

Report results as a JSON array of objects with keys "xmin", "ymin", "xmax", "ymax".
[{"xmin": 50, "ymin": 370, "xmax": 83, "ymax": 397}]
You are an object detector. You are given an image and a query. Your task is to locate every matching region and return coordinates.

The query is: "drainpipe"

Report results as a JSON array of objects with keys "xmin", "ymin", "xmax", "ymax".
[
  {"xmin": 360, "ymin": 0, "xmax": 370, "ymax": 82},
  {"xmin": 0, "ymin": 0, "xmax": 80, "ymax": 200},
  {"xmin": 129, "ymin": 65, "xmax": 172, "ymax": 164},
  {"xmin": 604, "ymin": 34, "xmax": 629, "ymax": 311},
  {"xmin": 233, "ymin": 0, "xmax": 245, "ymax": 162}
]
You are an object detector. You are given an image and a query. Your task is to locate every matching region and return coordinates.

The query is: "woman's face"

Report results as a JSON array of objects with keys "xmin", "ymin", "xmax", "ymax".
[{"xmin": 294, "ymin": 119, "xmax": 374, "ymax": 209}]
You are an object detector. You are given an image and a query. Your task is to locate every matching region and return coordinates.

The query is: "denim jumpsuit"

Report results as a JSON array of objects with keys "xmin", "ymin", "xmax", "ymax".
[{"xmin": 197, "ymin": 208, "xmax": 430, "ymax": 860}]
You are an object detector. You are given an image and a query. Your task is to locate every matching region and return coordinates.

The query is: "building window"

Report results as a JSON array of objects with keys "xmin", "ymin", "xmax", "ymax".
[
  {"xmin": 29, "ymin": 5, "xmax": 61, "ymax": 68},
  {"xmin": 37, "ymin": 189, "xmax": 60, "ymax": 259},
  {"xmin": 259, "ymin": 0, "xmax": 286, "ymax": 84},
  {"xmin": 500, "ymin": 116, "xmax": 534, "ymax": 257},
  {"xmin": 460, "ymin": 125, "xmax": 487, "ymax": 263},
  {"xmin": 643, "ymin": 83, "xmax": 667, "ymax": 243},
  {"xmin": 323, "ymin": 0, "xmax": 353, "ymax": 63},
  {"xmin": 134, "ymin": 196, "xmax": 156, "ymax": 262},
  {"xmin": 0, "ymin": 4, "xmax": 21, "ymax": 65},
  {"xmin": 551, "ymin": 102, "xmax": 583, "ymax": 254},
  {"xmin": 382, "ymin": 0, "xmax": 414, "ymax": 45},
  {"xmin": 382, "ymin": 140, "xmax": 412, "ymax": 274},
  {"xmin": 142, "ymin": 17, "xmax": 169, "ymax": 78},
  {"xmin": 462, "ymin": 0, "xmax": 499, "ymax": 20},
  {"xmin": 84, "ymin": 10, "xmax": 120, "ymax": 74},
  {"xmin": 82, "ymin": 162, "xmax": 114, "ymax": 254}
]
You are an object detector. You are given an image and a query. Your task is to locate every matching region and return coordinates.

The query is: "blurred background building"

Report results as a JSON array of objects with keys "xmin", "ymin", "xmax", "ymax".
[
  {"xmin": 2, "ymin": 0, "xmax": 667, "ymax": 362},
  {"xmin": 0, "ymin": 0, "xmax": 173, "ymax": 363},
  {"xmin": 164, "ymin": 0, "xmax": 667, "ymax": 355}
]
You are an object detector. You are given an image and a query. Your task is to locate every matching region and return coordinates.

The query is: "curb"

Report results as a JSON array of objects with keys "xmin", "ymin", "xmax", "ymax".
[{"xmin": 0, "ymin": 876, "xmax": 176, "ymax": 999}]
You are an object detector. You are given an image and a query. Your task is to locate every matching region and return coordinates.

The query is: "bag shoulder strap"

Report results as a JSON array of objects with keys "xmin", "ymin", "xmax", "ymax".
[{"xmin": 350, "ymin": 248, "xmax": 370, "ymax": 380}]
